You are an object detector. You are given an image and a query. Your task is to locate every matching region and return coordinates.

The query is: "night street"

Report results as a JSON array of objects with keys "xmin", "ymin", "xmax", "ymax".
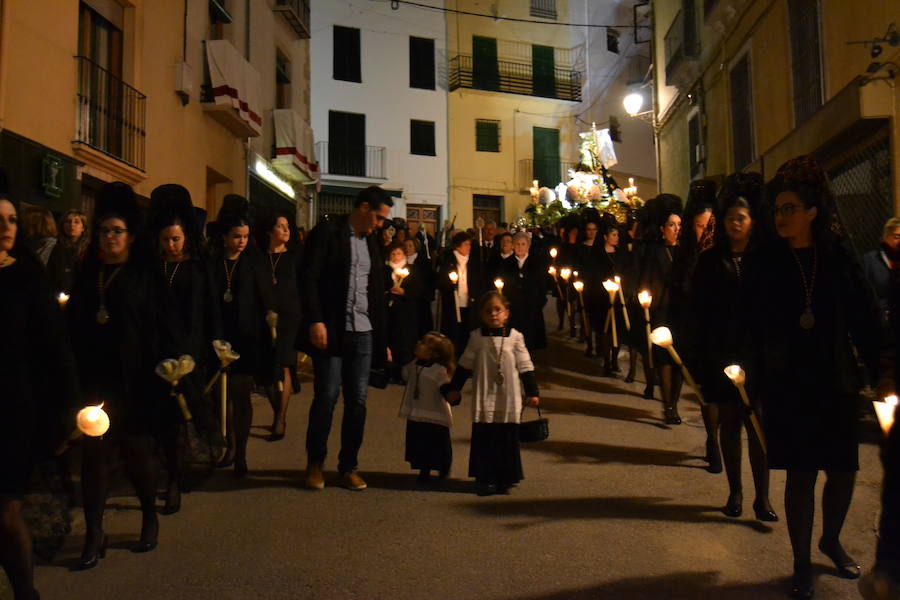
[{"xmin": 25, "ymin": 308, "xmax": 883, "ymax": 600}]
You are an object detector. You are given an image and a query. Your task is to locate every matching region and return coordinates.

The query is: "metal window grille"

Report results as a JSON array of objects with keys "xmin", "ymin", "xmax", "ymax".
[
  {"xmin": 448, "ymin": 55, "xmax": 582, "ymax": 102},
  {"xmin": 530, "ymin": 0, "xmax": 556, "ymax": 20},
  {"xmin": 729, "ymin": 54, "xmax": 754, "ymax": 170},
  {"xmin": 823, "ymin": 125, "xmax": 893, "ymax": 258},
  {"xmin": 317, "ymin": 190, "xmax": 356, "ymax": 221},
  {"xmin": 476, "ymin": 119, "xmax": 500, "ymax": 152},
  {"xmin": 74, "ymin": 56, "xmax": 146, "ymax": 170},
  {"xmin": 788, "ymin": 0, "xmax": 823, "ymax": 125}
]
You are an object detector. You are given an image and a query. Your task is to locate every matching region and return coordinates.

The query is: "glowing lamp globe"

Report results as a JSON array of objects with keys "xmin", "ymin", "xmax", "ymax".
[
  {"xmin": 649, "ymin": 327, "xmax": 673, "ymax": 348},
  {"xmin": 77, "ymin": 404, "xmax": 110, "ymax": 437},
  {"xmin": 624, "ymin": 92, "xmax": 644, "ymax": 117}
]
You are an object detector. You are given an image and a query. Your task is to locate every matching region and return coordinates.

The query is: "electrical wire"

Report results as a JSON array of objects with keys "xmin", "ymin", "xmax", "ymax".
[{"xmin": 384, "ymin": 0, "xmax": 647, "ymax": 29}]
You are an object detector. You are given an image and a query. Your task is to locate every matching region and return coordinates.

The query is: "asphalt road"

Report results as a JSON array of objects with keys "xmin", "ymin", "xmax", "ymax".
[{"xmin": 17, "ymin": 314, "xmax": 885, "ymax": 599}]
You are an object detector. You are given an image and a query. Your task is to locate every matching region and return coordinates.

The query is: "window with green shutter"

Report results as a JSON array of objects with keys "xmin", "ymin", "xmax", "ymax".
[{"xmin": 475, "ymin": 119, "xmax": 500, "ymax": 152}]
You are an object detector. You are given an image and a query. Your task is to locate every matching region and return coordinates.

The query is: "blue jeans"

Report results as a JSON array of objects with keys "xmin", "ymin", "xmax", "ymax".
[{"xmin": 305, "ymin": 331, "xmax": 372, "ymax": 473}]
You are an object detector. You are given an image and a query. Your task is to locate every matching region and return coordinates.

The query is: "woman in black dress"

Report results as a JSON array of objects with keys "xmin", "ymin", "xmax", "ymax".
[
  {"xmin": 257, "ymin": 210, "xmax": 302, "ymax": 442},
  {"xmin": 385, "ymin": 242, "xmax": 424, "ymax": 380},
  {"xmin": 67, "ymin": 182, "xmax": 183, "ymax": 569},
  {"xmin": 210, "ymin": 199, "xmax": 271, "ymax": 476},
  {"xmin": 47, "ymin": 209, "xmax": 89, "ymax": 294},
  {"xmin": 757, "ymin": 157, "xmax": 880, "ymax": 598},
  {"xmin": 576, "ymin": 219, "xmax": 601, "ymax": 357},
  {"xmin": 500, "ymin": 232, "xmax": 550, "ymax": 352},
  {"xmin": 688, "ymin": 173, "xmax": 776, "ymax": 520},
  {"xmin": 404, "ymin": 237, "xmax": 435, "ymax": 337},
  {"xmin": 557, "ymin": 216, "xmax": 581, "ymax": 338},
  {"xmin": 437, "ymin": 231, "xmax": 486, "ymax": 357},
  {"xmin": 0, "ymin": 193, "xmax": 78, "ymax": 600},
  {"xmin": 639, "ymin": 196, "xmax": 684, "ymax": 424},
  {"xmin": 150, "ymin": 184, "xmax": 222, "ymax": 514},
  {"xmin": 589, "ymin": 222, "xmax": 630, "ymax": 376}
]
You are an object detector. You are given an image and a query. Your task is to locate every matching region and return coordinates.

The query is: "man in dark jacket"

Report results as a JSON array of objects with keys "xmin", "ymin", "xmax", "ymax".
[{"xmin": 300, "ymin": 186, "xmax": 392, "ymax": 491}]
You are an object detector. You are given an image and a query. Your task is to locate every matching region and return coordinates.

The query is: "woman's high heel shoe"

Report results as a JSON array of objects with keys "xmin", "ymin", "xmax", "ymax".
[
  {"xmin": 791, "ymin": 565, "xmax": 814, "ymax": 599},
  {"xmin": 73, "ymin": 532, "xmax": 107, "ymax": 571},
  {"xmin": 135, "ymin": 514, "xmax": 158, "ymax": 553},
  {"xmin": 818, "ymin": 540, "xmax": 860, "ymax": 579},
  {"xmin": 752, "ymin": 501, "xmax": 779, "ymax": 522},
  {"xmin": 722, "ymin": 493, "xmax": 742, "ymax": 518},
  {"xmin": 161, "ymin": 480, "xmax": 181, "ymax": 515}
]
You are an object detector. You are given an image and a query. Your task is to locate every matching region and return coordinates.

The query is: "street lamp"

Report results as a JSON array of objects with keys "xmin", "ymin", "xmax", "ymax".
[{"xmin": 623, "ymin": 92, "xmax": 644, "ymax": 117}]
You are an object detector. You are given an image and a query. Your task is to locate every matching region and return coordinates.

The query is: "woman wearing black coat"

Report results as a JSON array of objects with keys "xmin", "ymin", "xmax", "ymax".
[
  {"xmin": 437, "ymin": 231, "xmax": 487, "ymax": 356},
  {"xmin": 257, "ymin": 210, "xmax": 303, "ymax": 442},
  {"xmin": 404, "ymin": 237, "xmax": 435, "ymax": 338},
  {"xmin": 385, "ymin": 242, "xmax": 425, "ymax": 379},
  {"xmin": 67, "ymin": 183, "xmax": 184, "ymax": 570},
  {"xmin": 0, "ymin": 193, "xmax": 79, "ymax": 600},
  {"xmin": 639, "ymin": 197, "xmax": 684, "ymax": 424},
  {"xmin": 584, "ymin": 222, "xmax": 631, "ymax": 376},
  {"xmin": 756, "ymin": 157, "xmax": 881, "ymax": 599},
  {"xmin": 150, "ymin": 183, "xmax": 223, "ymax": 514},
  {"xmin": 499, "ymin": 232, "xmax": 550, "ymax": 352},
  {"xmin": 687, "ymin": 173, "xmax": 776, "ymax": 521},
  {"xmin": 210, "ymin": 201, "xmax": 272, "ymax": 477}
]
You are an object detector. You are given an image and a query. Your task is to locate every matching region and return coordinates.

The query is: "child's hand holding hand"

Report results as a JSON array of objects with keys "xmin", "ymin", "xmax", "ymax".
[
  {"xmin": 526, "ymin": 396, "xmax": 540, "ymax": 407},
  {"xmin": 446, "ymin": 391, "xmax": 461, "ymax": 406}
]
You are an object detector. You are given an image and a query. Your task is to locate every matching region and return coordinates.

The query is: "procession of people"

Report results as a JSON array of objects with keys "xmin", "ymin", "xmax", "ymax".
[{"xmin": 1, "ymin": 155, "xmax": 899, "ymax": 600}]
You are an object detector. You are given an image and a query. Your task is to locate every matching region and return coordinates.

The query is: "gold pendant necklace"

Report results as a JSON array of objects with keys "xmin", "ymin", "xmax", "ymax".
[
  {"xmin": 790, "ymin": 247, "xmax": 817, "ymax": 330},
  {"xmin": 223, "ymin": 256, "xmax": 239, "ymax": 303}
]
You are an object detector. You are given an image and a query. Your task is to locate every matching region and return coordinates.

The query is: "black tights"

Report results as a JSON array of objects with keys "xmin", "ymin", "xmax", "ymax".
[
  {"xmin": 0, "ymin": 497, "xmax": 33, "ymax": 599},
  {"xmin": 81, "ymin": 433, "xmax": 159, "ymax": 555},
  {"xmin": 784, "ymin": 470, "xmax": 856, "ymax": 571},
  {"xmin": 266, "ymin": 366, "xmax": 293, "ymax": 435},
  {"xmin": 226, "ymin": 374, "xmax": 254, "ymax": 468},
  {"xmin": 718, "ymin": 403, "xmax": 770, "ymax": 507},
  {"xmin": 657, "ymin": 364, "xmax": 683, "ymax": 413}
]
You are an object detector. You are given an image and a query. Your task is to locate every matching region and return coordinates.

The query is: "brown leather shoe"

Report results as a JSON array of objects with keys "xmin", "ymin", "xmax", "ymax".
[
  {"xmin": 341, "ymin": 471, "xmax": 367, "ymax": 491},
  {"xmin": 305, "ymin": 464, "xmax": 325, "ymax": 490}
]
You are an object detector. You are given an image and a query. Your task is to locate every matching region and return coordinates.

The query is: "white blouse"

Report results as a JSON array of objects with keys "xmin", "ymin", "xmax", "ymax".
[
  {"xmin": 459, "ymin": 328, "xmax": 534, "ymax": 424},
  {"xmin": 399, "ymin": 362, "xmax": 453, "ymax": 427}
]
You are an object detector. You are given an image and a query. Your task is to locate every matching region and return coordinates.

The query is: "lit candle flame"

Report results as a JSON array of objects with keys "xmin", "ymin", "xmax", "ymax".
[
  {"xmin": 76, "ymin": 403, "xmax": 110, "ymax": 437},
  {"xmin": 448, "ymin": 271, "xmax": 458, "ymax": 284},
  {"xmin": 723, "ymin": 364, "xmax": 746, "ymax": 386},
  {"xmin": 638, "ymin": 290, "xmax": 652, "ymax": 308},
  {"xmin": 549, "ymin": 247, "xmax": 558, "ymax": 259},
  {"xmin": 573, "ymin": 280, "xmax": 584, "ymax": 293},
  {"xmin": 560, "ymin": 267, "xmax": 572, "ymax": 281},
  {"xmin": 57, "ymin": 292, "xmax": 70, "ymax": 307},
  {"xmin": 494, "ymin": 278, "xmax": 504, "ymax": 291},
  {"xmin": 874, "ymin": 394, "xmax": 898, "ymax": 435},
  {"xmin": 649, "ymin": 326, "xmax": 673, "ymax": 347},
  {"xmin": 548, "ymin": 266, "xmax": 557, "ymax": 277},
  {"xmin": 602, "ymin": 279, "xmax": 619, "ymax": 293}
]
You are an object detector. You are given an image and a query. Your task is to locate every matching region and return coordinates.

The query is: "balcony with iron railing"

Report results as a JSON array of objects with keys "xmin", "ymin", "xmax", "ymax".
[
  {"xmin": 664, "ymin": 7, "xmax": 700, "ymax": 88},
  {"xmin": 448, "ymin": 54, "xmax": 582, "ymax": 102},
  {"xmin": 519, "ymin": 158, "xmax": 575, "ymax": 190},
  {"xmin": 273, "ymin": 0, "xmax": 310, "ymax": 39},
  {"xmin": 315, "ymin": 141, "xmax": 386, "ymax": 180},
  {"xmin": 73, "ymin": 56, "xmax": 146, "ymax": 174}
]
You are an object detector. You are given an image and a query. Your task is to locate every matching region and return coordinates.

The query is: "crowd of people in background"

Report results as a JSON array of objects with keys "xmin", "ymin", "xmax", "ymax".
[{"xmin": 1, "ymin": 154, "xmax": 898, "ymax": 600}]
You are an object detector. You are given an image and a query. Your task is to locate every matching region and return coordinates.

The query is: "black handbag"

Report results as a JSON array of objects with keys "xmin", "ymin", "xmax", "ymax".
[{"xmin": 519, "ymin": 404, "xmax": 549, "ymax": 443}]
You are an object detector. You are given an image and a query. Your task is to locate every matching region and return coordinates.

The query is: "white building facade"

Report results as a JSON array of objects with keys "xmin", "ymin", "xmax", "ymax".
[{"xmin": 309, "ymin": 0, "xmax": 449, "ymax": 234}]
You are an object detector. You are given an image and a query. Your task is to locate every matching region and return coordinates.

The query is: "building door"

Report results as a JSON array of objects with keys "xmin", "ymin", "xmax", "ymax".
[
  {"xmin": 473, "ymin": 194, "xmax": 502, "ymax": 226},
  {"xmin": 328, "ymin": 110, "xmax": 365, "ymax": 177},
  {"xmin": 472, "ymin": 36, "xmax": 499, "ymax": 91},
  {"xmin": 406, "ymin": 204, "xmax": 440, "ymax": 238},
  {"xmin": 532, "ymin": 127, "xmax": 560, "ymax": 189},
  {"xmin": 532, "ymin": 45, "xmax": 555, "ymax": 98}
]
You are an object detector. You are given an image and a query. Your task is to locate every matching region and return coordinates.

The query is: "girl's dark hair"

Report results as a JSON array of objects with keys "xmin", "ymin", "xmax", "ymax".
[
  {"xmin": 766, "ymin": 155, "xmax": 841, "ymax": 241},
  {"xmin": 155, "ymin": 214, "xmax": 202, "ymax": 259},
  {"xmin": 385, "ymin": 241, "xmax": 405, "ymax": 256},
  {"xmin": 451, "ymin": 230, "xmax": 472, "ymax": 248},
  {"xmin": 420, "ymin": 332, "xmax": 456, "ymax": 375},
  {"xmin": 714, "ymin": 171, "xmax": 769, "ymax": 248}
]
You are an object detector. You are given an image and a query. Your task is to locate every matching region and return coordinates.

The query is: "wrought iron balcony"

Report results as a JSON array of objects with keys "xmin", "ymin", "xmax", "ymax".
[
  {"xmin": 448, "ymin": 54, "xmax": 582, "ymax": 102},
  {"xmin": 74, "ymin": 56, "xmax": 146, "ymax": 170},
  {"xmin": 315, "ymin": 141, "xmax": 386, "ymax": 180},
  {"xmin": 273, "ymin": 0, "xmax": 310, "ymax": 39},
  {"xmin": 664, "ymin": 7, "xmax": 701, "ymax": 87}
]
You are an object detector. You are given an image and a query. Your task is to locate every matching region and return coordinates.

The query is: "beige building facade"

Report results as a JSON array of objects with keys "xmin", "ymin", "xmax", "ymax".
[
  {"xmin": 0, "ymin": 0, "xmax": 315, "ymax": 225},
  {"xmin": 652, "ymin": 0, "xmax": 898, "ymax": 254},
  {"xmin": 447, "ymin": 0, "xmax": 658, "ymax": 229}
]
